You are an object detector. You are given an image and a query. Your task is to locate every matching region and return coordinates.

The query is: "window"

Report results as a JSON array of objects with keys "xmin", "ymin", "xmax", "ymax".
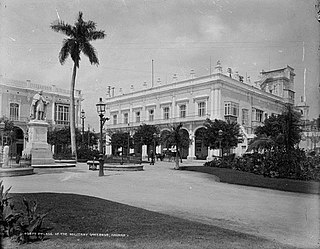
[
  {"xmin": 149, "ymin": 109, "xmax": 154, "ymax": 121},
  {"xmin": 288, "ymin": 91, "xmax": 294, "ymax": 101},
  {"xmin": 198, "ymin": 102, "xmax": 206, "ymax": 117},
  {"xmin": 163, "ymin": 107, "xmax": 170, "ymax": 120},
  {"xmin": 252, "ymin": 108, "xmax": 263, "ymax": 122},
  {"xmin": 224, "ymin": 102, "xmax": 239, "ymax": 117},
  {"xmin": 10, "ymin": 103, "xmax": 19, "ymax": 121},
  {"xmin": 180, "ymin": 105, "xmax": 186, "ymax": 118},
  {"xmin": 113, "ymin": 114, "xmax": 117, "ymax": 125},
  {"xmin": 241, "ymin": 109, "xmax": 249, "ymax": 126},
  {"xmin": 55, "ymin": 104, "xmax": 69, "ymax": 125},
  {"xmin": 123, "ymin": 113, "xmax": 128, "ymax": 124},
  {"xmin": 135, "ymin": 111, "xmax": 140, "ymax": 123}
]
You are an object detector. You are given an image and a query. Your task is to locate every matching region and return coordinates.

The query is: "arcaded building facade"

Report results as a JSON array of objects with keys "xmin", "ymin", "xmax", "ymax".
[
  {"xmin": 105, "ymin": 62, "xmax": 295, "ymax": 160},
  {"xmin": 0, "ymin": 77, "xmax": 83, "ymax": 157}
]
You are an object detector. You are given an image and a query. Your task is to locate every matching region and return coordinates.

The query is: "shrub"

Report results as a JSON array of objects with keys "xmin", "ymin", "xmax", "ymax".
[
  {"xmin": 0, "ymin": 181, "xmax": 48, "ymax": 244},
  {"xmin": 16, "ymin": 198, "xmax": 48, "ymax": 244},
  {"xmin": 77, "ymin": 148, "xmax": 100, "ymax": 160},
  {"xmin": 204, "ymin": 150, "xmax": 320, "ymax": 181}
]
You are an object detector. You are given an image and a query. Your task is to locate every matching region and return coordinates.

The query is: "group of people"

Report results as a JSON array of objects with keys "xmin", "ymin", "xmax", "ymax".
[{"xmin": 149, "ymin": 150, "xmax": 179, "ymax": 165}]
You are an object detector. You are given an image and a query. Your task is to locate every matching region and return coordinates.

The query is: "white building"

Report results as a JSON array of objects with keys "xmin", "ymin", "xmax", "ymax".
[{"xmin": 105, "ymin": 62, "xmax": 295, "ymax": 160}]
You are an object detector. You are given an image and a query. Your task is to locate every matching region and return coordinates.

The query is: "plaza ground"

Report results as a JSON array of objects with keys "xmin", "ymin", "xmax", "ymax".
[{"xmin": 2, "ymin": 160, "xmax": 319, "ymax": 248}]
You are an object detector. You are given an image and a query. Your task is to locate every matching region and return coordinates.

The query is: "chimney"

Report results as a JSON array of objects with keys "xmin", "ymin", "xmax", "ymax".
[
  {"xmin": 190, "ymin": 69, "xmax": 195, "ymax": 79},
  {"xmin": 173, "ymin": 74, "xmax": 177, "ymax": 82}
]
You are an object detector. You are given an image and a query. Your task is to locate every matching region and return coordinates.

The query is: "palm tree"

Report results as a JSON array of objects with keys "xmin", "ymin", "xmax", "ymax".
[
  {"xmin": 162, "ymin": 123, "xmax": 190, "ymax": 169},
  {"xmin": 247, "ymin": 134, "xmax": 275, "ymax": 152},
  {"xmin": 51, "ymin": 12, "xmax": 105, "ymax": 160}
]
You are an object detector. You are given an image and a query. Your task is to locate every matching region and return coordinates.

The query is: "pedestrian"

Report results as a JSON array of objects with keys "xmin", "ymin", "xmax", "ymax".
[{"xmin": 149, "ymin": 150, "xmax": 155, "ymax": 165}]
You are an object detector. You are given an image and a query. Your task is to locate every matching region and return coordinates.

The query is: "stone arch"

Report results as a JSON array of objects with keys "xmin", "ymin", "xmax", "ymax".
[
  {"xmin": 160, "ymin": 129, "xmax": 171, "ymax": 153},
  {"xmin": 194, "ymin": 127, "xmax": 208, "ymax": 160},
  {"xmin": 179, "ymin": 128, "xmax": 189, "ymax": 159},
  {"xmin": 11, "ymin": 126, "xmax": 25, "ymax": 157}
]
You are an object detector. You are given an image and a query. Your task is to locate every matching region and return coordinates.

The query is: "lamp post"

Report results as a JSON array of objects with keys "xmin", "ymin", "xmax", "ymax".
[
  {"xmin": 80, "ymin": 109, "xmax": 86, "ymax": 148},
  {"xmin": 140, "ymin": 137, "xmax": 143, "ymax": 163},
  {"xmin": 218, "ymin": 129, "xmax": 223, "ymax": 158},
  {"xmin": 0, "ymin": 121, "xmax": 4, "ymax": 146},
  {"xmin": 96, "ymin": 98, "xmax": 109, "ymax": 177},
  {"xmin": 153, "ymin": 133, "xmax": 157, "ymax": 153},
  {"xmin": 0, "ymin": 121, "xmax": 5, "ymax": 165}
]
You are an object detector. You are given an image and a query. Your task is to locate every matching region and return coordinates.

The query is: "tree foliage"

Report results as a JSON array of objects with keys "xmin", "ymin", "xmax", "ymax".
[
  {"xmin": 133, "ymin": 124, "xmax": 160, "ymax": 147},
  {"xmin": 110, "ymin": 131, "xmax": 133, "ymax": 156},
  {"xmin": 203, "ymin": 118, "xmax": 242, "ymax": 155},
  {"xmin": 160, "ymin": 123, "xmax": 191, "ymax": 169},
  {"xmin": 247, "ymin": 104, "xmax": 303, "ymax": 178},
  {"xmin": 47, "ymin": 126, "xmax": 97, "ymax": 156},
  {"xmin": 252, "ymin": 104, "xmax": 302, "ymax": 153},
  {"xmin": 51, "ymin": 12, "xmax": 105, "ymax": 161}
]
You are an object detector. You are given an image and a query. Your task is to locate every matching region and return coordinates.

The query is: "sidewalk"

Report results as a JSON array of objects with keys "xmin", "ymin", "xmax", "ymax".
[{"xmin": 2, "ymin": 161, "xmax": 320, "ymax": 248}]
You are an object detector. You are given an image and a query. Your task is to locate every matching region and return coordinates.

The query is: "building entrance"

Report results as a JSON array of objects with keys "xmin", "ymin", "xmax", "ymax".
[{"xmin": 195, "ymin": 128, "xmax": 208, "ymax": 159}]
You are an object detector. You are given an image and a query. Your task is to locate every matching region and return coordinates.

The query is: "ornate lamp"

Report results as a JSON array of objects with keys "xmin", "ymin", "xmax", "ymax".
[{"xmin": 96, "ymin": 98, "xmax": 109, "ymax": 176}]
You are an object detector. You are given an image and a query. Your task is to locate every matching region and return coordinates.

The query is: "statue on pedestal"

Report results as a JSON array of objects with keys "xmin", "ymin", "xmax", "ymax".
[
  {"xmin": 30, "ymin": 91, "xmax": 49, "ymax": 120},
  {"xmin": 3, "ymin": 143, "xmax": 9, "ymax": 167}
]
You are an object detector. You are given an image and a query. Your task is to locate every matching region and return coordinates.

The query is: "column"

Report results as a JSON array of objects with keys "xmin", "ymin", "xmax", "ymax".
[
  {"xmin": 105, "ymin": 135, "xmax": 112, "ymax": 156},
  {"xmin": 187, "ymin": 132, "xmax": 196, "ymax": 160},
  {"xmin": 172, "ymin": 95, "xmax": 176, "ymax": 120},
  {"xmin": 142, "ymin": 145, "xmax": 148, "ymax": 160},
  {"xmin": 206, "ymin": 148, "xmax": 214, "ymax": 161},
  {"xmin": 210, "ymin": 88, "xmax": 214, "ymax": 119},
  {"xmin": 217, "ymin": 88, "xmax": 222, "ymax": 118}
]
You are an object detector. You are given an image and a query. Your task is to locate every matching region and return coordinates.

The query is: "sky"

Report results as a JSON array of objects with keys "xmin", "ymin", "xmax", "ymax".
[{"xmin": 1, "ymin": 0, "xmax": 319, "ymax": 130}]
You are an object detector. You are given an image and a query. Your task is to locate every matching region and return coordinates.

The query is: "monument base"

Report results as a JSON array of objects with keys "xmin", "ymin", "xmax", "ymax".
[{"xmin": 22, "ymin": 120, "xmax": 55, "ymax": 166}]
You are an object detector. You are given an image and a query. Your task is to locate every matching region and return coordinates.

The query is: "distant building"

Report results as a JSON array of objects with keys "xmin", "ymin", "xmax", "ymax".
[
  {"xmin": 105, "ymin": 62, "xmax": 295, "ymax": 160},
  {"xmin": 0, "ymin": 77, "xmax": 83, "ymax": 157},
  {"xmin": 295, "ymin": 101, "xmax": 320, "ymax": 152}
]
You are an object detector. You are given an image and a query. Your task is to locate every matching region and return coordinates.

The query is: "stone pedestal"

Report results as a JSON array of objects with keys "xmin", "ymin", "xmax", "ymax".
[
  {"xmin": 22, "ymin": 120, "xmax": 55, "ymax": 166},
  {"xmin": 142, "ymin": 145, "xmax": 148, "ymax": 160}
]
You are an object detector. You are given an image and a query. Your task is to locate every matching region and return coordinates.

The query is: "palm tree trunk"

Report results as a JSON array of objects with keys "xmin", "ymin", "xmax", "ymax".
[
  {"xmin": 174, "ymin": 150, "xmax": 180, "ymax": 169},
  {"xmin": 70, "ymin": 63, "xmax": 77, "ymax": 161}
]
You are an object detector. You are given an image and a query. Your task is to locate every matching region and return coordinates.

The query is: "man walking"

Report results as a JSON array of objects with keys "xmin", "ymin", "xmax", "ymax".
[{"xmin": 149, "ymin": 150, "xmax": 155, "ymax": 165}]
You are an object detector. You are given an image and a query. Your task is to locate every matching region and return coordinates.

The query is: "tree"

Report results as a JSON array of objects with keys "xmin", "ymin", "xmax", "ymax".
[
  {"xmin": 133, "ymin": 124, "xmax": 159, "ymax": 153},
  {"xmin": 110, "ymin": 131, "xmax": 132, "ymax": 162},
  {"xmin": 248, "ymin": 104, "xmax": 303, "ymax": 178},
  {"xmin": 252, "ymin": 104, "xmax": 302, "ymax": 154},
  {"xmin": 51, "ymin": 12, "xmax": 105, "ymax": 161},
  {"xmin": 48, "ymin": 126, "xmax": 98, "ymax": 154},
  {"xmin": 161, "ymin": 123, "xmax": 190, "ymax": 169},
  {"xmin": 203, "ymin": 118, "xmax": 242, "ymax": 156},
  {"xmin": 0, "ymin": 116, "xmax": 15, "ymax": 145}
]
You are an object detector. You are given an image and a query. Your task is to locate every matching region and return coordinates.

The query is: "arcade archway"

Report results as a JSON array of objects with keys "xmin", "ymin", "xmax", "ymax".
[{"xmin": 194, "ymin": 127, "xmax": 207, "ymax": 160}]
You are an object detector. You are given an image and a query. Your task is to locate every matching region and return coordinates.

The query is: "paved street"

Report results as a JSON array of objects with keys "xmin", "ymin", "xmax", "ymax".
[{"xmin": 2, "ymin": 161, "xmax": 320, "ymax": 248}]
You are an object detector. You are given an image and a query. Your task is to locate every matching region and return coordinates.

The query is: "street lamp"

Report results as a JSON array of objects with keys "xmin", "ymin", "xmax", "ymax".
[
  {"xmin": 218, "ymin": 129, "xmax": 223, "ymax": 158},
  {"xmin": 80, "ymin": 109, "xmax": 86, "ymax": 147},
  {"xmin": 0, "ymin": 121, "xmax": 5, "ymax": 146},
  {"xmin": 0, "ymin": 121, "xmax": 5, "ymax": 164},
  {"xmin": 96, "ymin": 98, "xmax": 109, "ymax": 177},
  {"xmin": 153, "ymin": 133, "xmax": 157, "ymax": 153}
]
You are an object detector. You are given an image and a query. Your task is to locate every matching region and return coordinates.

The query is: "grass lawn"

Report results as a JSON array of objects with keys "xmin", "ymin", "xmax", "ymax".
[
  {"xmin": 181, "ymin": 166, "xmax": 320, "ymax": 194},
  {"xmin": 3, "ymin": 193, "xmax": 299, "ymax": 249}
]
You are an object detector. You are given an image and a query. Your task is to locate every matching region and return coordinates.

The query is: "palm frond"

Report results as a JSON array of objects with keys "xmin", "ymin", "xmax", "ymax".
[
  {"xmin": 50, "ymin": 21, "xmax": 74, "ymax": 37},
  {"xmin": 58, "ymin": 39, "xmax": 71, "ymax": 64},
  {"xmin": 85, "ymin": 20, "xmax": 96, "ymax": 31},
  {"xmin": 82, "ymin": 42, "xmax": 99, "ymax": 65},
  {"xmin": 77, "ymin": 11, "xmax": 84, "ymax": 24},
  {"xmin": 247, "ymin": 135, "xmax": 275, "ymax": 152},
  {"xmin": 88, "ymin": 30, "xmax": 106, "ymax": 41}
]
